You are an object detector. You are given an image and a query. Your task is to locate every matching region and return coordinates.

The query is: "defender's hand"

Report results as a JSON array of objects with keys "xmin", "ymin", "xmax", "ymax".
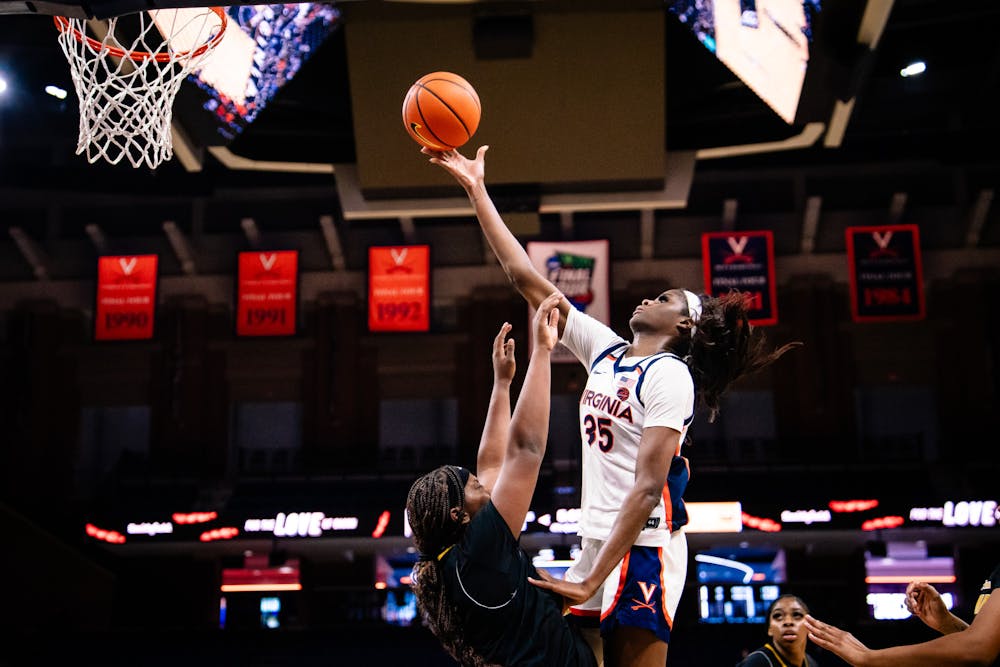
[
  {"xmin": 492, "ymin": 322, "xmax": 515, "ymax": 384},
  {"xmin": 533, "ymin": 291, "xmax": 562, "ymax": 352}
]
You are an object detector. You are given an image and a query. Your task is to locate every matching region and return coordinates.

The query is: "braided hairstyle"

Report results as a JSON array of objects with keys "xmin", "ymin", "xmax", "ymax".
[
  {"xmin": 671, "ymin": 290, "xmax": 801, "ymax": 422},
  {"xmin": 406, "ymin": 466, "xmax": 495, "ymax": 667}
]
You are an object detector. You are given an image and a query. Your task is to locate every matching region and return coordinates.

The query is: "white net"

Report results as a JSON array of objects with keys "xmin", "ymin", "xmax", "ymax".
[{"xmin": 55, "ymin": 8, "xmax": 226, "ymax": 169}]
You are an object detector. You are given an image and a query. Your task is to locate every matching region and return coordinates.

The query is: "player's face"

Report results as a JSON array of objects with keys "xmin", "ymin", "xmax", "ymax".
[
  {"xmin": 629, "ymin": 289, "xmax": 691, "ymax": 335},
  {"xmin": 767, "ymin": 597, "xmax": 808, "ymax": 654},
  {"xmin": 462, "ymin": 474, "xmax": 490, "ymax": 519}
]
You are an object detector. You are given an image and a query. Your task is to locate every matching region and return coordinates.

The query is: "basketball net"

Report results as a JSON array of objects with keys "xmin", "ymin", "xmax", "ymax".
[{"xmin": 54, "ymin": 7, "xmax": 227, "ymax": 169}]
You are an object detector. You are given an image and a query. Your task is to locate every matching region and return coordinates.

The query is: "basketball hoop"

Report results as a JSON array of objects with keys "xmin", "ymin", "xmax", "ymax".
[{"xmin": 54, "ymin": 7, "xmax": 227, "ymax": 169}]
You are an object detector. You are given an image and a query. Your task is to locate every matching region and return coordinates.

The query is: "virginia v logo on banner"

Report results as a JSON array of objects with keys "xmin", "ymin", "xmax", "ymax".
[
  {"xmin": 237, "ymin": 250, "xmax": 299, "ymax": 337},
  {"xmin": 94, "ymin": 255, "xmax": 159, "ymax": 341},
  {"xmin": 846, "ymin": 224, "xmax": 925, "ymax": 322},
  {"xmin": 701, "ymin": 231, "xmax": 778, "ymax": 326}
]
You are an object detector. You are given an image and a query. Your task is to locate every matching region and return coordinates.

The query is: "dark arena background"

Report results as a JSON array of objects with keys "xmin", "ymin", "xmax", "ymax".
[{"xmin": 1, "ymin": 0, "xmax": 998, "ymax": 664}]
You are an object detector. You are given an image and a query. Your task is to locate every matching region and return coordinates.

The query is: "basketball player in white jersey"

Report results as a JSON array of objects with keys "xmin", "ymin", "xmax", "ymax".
[{"xmin": 424, "ymin": 144, "xmax": 799, "ymax": 667}]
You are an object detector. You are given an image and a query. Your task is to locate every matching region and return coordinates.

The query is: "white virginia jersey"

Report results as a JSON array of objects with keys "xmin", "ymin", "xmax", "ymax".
[{"xmin": 561, "ymin": 308, "xmax": 695, "ymax": 547}]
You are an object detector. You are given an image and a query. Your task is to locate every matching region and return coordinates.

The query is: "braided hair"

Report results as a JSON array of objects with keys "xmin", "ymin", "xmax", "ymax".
[
  {"xmin": 671, "ymin": 290, "xmax": 801, "ymax": 422},
  {"xmin": 406, "ymin": 466, "xmax": 496, "ymax": 667}
]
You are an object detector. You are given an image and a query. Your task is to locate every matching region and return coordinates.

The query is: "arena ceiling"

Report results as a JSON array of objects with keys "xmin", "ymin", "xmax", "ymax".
[{"xmin": 0, "ymin": 0, "xmax": 997, "ymax": 282}]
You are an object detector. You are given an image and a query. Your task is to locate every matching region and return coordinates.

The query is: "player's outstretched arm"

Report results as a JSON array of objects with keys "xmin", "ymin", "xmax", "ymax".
[
  {"xmin": 528, "ymin": 425, "xmax": 679, "ymax": 606},
  {"xmin": 805, "ymin": 596, "xmax": 1000, "ymax": 667},
  {"xmin": 475, "ymin": 322, "xmax": 515, "ymax": 494},
  {"xmin": 423, "ymin": 146, "xmax": 571, "ymax": 335},
  {"xmin": 489, "ymin": 292, "xmax": 560, "ymax": 537}
]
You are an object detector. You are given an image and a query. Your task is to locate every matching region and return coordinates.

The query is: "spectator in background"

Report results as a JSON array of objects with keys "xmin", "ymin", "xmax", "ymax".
[
  {"xmin": 804, "ymin": 562, "xmax": 1000, "ymax": 667},
  {"xmin": 737, "ymin": 594, "xmax": 819, "ymax": 667}
]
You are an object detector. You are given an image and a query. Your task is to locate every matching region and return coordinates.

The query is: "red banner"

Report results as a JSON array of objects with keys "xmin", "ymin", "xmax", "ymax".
[
  {"xmin": 368, "ymin": 245, "xmax": 430, "ymax": 332},
  {"xmin": 236, "ymin": 250, "xmax": 299, "ymax": 336},
  {"xmin": 846, "ymin": 224, "xmax": 925, "ymax": 322},
  {"xmin": 95, "ymin": 255, "xmax": 158, "ymax": 341},
  {"xmin": 701, "ymin": 231, "xmax": 778, "ymax": 326}
]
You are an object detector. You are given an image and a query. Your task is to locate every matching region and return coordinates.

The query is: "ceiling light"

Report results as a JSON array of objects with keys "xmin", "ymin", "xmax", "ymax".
[
  {"xmin": 45, "ymin": 85, "xmax": 68, "ymax": 100},
  {"xmin": 900, "ymin": 61, "xmax": 926, "ymax": 78},
  {"xmin": 0, "ymin": 77, "xmax": 7, "ymax": 95}
]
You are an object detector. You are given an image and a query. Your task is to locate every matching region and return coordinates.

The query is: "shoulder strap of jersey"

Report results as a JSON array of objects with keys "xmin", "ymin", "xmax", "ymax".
[
  {"xmin": 635, "ymin": 353, "xmax": 693, "ymax": 424},
  {"xmin": 590, "ymin": 341, "xmax": 627, "ymax": 372}
]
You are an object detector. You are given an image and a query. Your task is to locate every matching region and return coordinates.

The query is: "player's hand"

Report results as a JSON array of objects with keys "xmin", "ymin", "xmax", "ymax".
[
  {"xmin": 530, "ymin": 568, "xmax": 571, "ymax": 614},
  {"xmin": 492, "ymin": 322, "xmax": 515, "ymax": 385},
  {"xmin": 804, "ymin": 614, "xmax": 872, "ymax": 666},
  {"xmin": 422, "ymin": 145, "xmax": 488, "ymax": 191},
  {"xmin": 905, "ymin": 581, "xmax": 952, "ymax": 632},
  {"xmin": 533, "ymin": 291, "xmax": 562, "ymax": 352},
  {"xmin": 528, "ymin": 573, "xmax": 596, "ymax": 608}
]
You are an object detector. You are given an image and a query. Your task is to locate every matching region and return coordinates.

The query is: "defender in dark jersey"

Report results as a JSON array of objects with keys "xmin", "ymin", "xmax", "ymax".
[
  {"xmin": 804, "ymin": 562, "xmax": 1000, "ymax": 666},
  {"xmin": 406, "ymin": 293, "xmax": 597, "ymax": 667}
]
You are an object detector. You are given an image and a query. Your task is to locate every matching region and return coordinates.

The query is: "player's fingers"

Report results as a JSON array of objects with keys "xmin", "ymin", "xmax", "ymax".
[
  {"xmin": 493, "ymin": 327, "xmax": 505, "ymax": 353},
  {"xmin": 526, "ymin": 577, "xmax": 553, "ymax": 591}
]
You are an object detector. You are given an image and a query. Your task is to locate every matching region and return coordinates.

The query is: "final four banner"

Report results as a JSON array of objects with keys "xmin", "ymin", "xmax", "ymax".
[
  {"xmin": 527, "ymin": 240, "xmax": 610, "ymax": 363},
  {"xmin": 95, "ymin": 255, "xmax": 158, "ymax": 341},
  {"xmin": 236, "ymin": 250, "xmax": 299, "ymax": 336},
  {"xmin": 368, "ymin": 245, "xmax": 431, "ymax": 332},
  {"xmin": 846, "ymin": 224, "xmax": 925, "ymax": 322},
  {"xmin": 701, "ymin": 231, "xmax": 778, "ymax": 326}
]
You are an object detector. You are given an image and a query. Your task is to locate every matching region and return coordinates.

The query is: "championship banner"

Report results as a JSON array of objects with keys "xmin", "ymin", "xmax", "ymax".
[
  {"xmin": 368, "ymin": 245, "xmax": 431, "ymax": 332},
  {"xmin": 95, "ymin": 255, "xmax": 158, "ymax": 341},
  {"xmin": 236, "ymin": 250, "xmax": 299, "ymax": 336},
  {"xmin": 846, "ymin": 224, "xmax": 925, "ymax": 322},
  {"xmin": 701, "ymin": 231, "xmax": 778, "ymax": 326},
  {"xmin": 527, "ymin": 240, "xmax": 610, "ymax": 363}
]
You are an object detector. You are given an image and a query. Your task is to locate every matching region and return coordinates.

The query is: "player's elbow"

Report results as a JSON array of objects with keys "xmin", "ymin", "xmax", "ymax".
[
  {"xmin": 507, "ymin": 265, "xmax": 547, "ymax": 300},
  {"xmin": 633, "ymin": 481, "xmax": 662, "ymax": 510},
  {"xmin": 510, "ymin": 430, "xmax": 546, "ymax": 457},
  {"xmin": 507, "ymin": 268, "xmax": 535, "ymax": 297}
]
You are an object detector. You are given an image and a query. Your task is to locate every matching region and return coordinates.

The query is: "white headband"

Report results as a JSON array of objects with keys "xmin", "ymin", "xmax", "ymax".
[{"xmin": 683, "ymin": 290, "xmax": 702, "ymax": 331}]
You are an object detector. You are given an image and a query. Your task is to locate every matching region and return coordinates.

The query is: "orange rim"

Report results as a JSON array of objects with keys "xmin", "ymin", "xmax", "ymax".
[{"xmin": 53, "ymin": 7, "xmax": 227, "ymax": 63}]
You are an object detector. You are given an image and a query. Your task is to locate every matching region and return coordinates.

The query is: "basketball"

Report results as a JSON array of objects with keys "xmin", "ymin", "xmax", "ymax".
[{"xmin": 402, "ymin": 71, "xmax": 481, "ymax": 151}]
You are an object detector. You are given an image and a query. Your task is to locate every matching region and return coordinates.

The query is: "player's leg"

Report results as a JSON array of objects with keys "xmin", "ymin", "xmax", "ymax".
[
  {"xmin": 600, "ymin": 534, "xmax": 688, "ymax": 667},
  {"xmin": 605, "ymin": 626, "xmax": 666, "ymax": 667},
  {"xmin": 564, "ymin": 538, "xmax": 605, "ymax": 666}
]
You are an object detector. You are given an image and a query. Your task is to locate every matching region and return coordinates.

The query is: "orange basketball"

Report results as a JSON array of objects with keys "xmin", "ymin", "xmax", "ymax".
[{"xmin": 402, "ymin": 72, "xmax": 481, "ymax": 151}]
